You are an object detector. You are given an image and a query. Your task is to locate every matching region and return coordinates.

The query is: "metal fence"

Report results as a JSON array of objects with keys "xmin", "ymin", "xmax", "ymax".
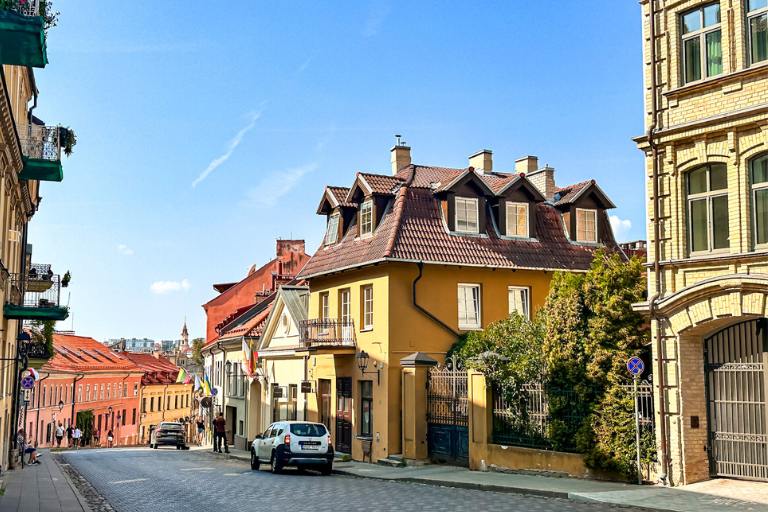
[
  {"xmin": 299, "ymin": 319, "xmax": 356, "ymax": 348},
  {"xmin": 491, "ymin": 380, "xmax": 654, "ymax": 453}
]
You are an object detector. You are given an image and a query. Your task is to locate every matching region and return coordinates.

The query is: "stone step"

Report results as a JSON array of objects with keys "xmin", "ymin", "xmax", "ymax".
[{"xmin": 377, "ymin": 456, "xmax": 406, "ymax": 468}]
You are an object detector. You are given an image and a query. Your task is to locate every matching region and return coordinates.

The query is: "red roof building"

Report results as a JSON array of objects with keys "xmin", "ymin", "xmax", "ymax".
[
  {"xmin": 203, "ymin": 239, "xmax": 309, "ymax": 344},
  {"xmin": 25, "ymin": 334, "xmax": 144, "ymax": 447}
]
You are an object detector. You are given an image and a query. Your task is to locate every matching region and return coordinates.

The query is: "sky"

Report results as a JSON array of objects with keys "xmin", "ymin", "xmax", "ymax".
[{"xmin": 28, "ymin": 0, "xmax": 646, "ymax": 342}]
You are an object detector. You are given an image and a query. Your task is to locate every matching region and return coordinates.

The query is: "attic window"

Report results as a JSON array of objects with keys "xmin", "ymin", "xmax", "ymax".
[
  {"xmin": 576, "ymin": 208, "xmax": 597, "ymax": 243},
  {"xmin": 505, "ymin": 202, "xmax": 529, "ymax": 238},
  {"xmin": 455, "ymin": 197, "xmax": 479, "ymax": 234},
  {"xmin": 325, "ymin": 213, "xmax": 340, "ymax": 245},
  {"xmin": 360, "ymin": 200, "xmax": 373, "ymax": 236}
]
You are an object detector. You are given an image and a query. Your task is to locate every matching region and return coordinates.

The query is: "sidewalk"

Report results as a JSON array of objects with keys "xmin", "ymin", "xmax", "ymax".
[
  {"xmin": 206, "ymin": 447, "xmax": 768, "ymax": 512},
  {"xmin": 0, "ymin": 450, "xmax": 89, "ymax": 512}
]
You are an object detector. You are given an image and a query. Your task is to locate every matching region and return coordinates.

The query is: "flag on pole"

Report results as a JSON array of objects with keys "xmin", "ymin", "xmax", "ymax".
[
  {"xmin": 176, "ymin": 367, "xmax": 188, "ymax": 384},
  {"xmin": 184, "ymin": 373, "xmax": 193, "ymax": 385},
  {"xmin": 194, "ymin": 375, "xmax": 201, "ymax": 392},
  {"xmin": 202, "ymin": 374, "xmax": 212, "ymax": 396},
  {"xmin": 242, "ymin": 339, "xmax": 254, "ymax": 377}
]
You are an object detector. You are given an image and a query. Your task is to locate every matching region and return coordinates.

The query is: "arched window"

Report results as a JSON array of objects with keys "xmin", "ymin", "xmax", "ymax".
[
  {"xmin": 751, "ymin": 154, "xmax": 768, "ymax": 246},
  {"xmin": 687, "ymin": 163, "xmax": 729, "ymax": 253}
]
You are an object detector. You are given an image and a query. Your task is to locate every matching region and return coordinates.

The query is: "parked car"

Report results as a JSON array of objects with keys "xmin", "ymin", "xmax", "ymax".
[
  {"xmin": 251, "ymin": 421, "xmax": 333, "ymax": 474},
  {"xmin": 150, "ymin": 422, "xmax": 187, "ymax": 450}
]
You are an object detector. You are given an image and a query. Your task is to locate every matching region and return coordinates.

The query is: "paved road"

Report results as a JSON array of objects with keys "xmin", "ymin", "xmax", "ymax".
[{"xmin": 60, "ymin": 448, "xmax": 624, "ymax": 512}]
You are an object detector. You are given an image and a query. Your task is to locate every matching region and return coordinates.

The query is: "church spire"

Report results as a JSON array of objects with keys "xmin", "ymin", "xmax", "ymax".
[{"xmin": 181, "ymin": 317, "xmax": 189, "ymax": 348}]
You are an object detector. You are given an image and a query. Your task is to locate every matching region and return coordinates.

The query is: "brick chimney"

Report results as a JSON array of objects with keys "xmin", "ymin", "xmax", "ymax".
[
  {"xmin": 468, "ymin": 149, "xmax": 492, "ymax": 174},
  {"xmin": 391, "ymin": 144, "xmax": 411, "ymax": 174},
  {"xmin": 516, "ymin": 156, "xmax": 556, "ymax": 201}
]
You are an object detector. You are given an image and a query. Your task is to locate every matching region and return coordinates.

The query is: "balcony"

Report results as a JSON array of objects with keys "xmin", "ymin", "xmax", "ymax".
[
  {"xmin": 299, "ymin": 319, "xmax": 356, "ymax": 350},
  {"xmin": 0, "ymin": 0, "xmax": 47, "ymax": 68},
  {"xmin": 4, "ymin": 269, "xmax": 68, "ymax": 321},
  {"xmin": 20, "ymin": 124, "xmax": 63, "ymax": 182}
]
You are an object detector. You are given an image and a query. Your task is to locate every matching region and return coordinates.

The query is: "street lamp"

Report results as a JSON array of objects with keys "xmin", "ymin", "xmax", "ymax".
[{"xmin": 356, "ymin": 351, "xmax": 380, "ymax": 385}]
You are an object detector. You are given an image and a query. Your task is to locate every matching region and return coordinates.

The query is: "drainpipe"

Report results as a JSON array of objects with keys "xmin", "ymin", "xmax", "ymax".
[
  {"xmin": 9, "ymin": 217, "xmax": 30, "ymax": 463},
  {"xmin": 412, "ymin": 262, "xmax": 459, "ymax": 338},
  {"xmin": 646, "ymin": 0, "xmax": 670, "ymax": 485}
]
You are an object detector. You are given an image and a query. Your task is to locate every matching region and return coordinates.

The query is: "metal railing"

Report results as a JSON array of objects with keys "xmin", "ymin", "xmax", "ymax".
[
  {"xmin": 2, "ymin": 0, "xmax": 40, "ymax": 17},
  {"xmin": 6, "ymin": 271, "xmax": 62, "ymax": 309},
  {"xmin": 491, "ymin": 381, "xmax": 655, "ymax": 454},
  {"xmin": 299, "ymin": 319, "xmax": 356, "ymax": 348},
  {"xmin": 20, "ymin": 124, "xmax": 61, "ymax": 162}
]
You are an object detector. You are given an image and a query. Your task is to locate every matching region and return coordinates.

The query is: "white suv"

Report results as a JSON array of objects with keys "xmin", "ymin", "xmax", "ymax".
[{"xmin": 250, "ymin": 421, "xmax": 333, "ymax": 475}]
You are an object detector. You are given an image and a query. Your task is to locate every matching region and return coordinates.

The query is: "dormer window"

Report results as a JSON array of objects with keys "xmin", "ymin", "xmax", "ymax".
[
  {"xmin": 325, "ymin": 213, "xmax": 340, "ymax": 245},
  {"xmin": 505, "ymin": 202, "xmax": 529, "ymax": 238},
  {"xmin": 360, "ymin": 200, "xmax": 373, "ymax": 236},
  {"xmin": 455, "ymin": 197, "xmax": 479, "ymax": 234},
  {"xmin": 576, "ymin": 208, "xmax": 597, "ymax": 243}
]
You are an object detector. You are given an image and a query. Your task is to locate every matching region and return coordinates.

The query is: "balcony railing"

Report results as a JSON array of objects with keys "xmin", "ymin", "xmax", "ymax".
[
  {"xmin": 4, "ymin": 269, "xmax": 68, "ymax": 320},
  {"xmin": 21, "ymin": 124, "xmax": 61, "ymax": 162},
  {"xmin": 3, "ymin": 0, "xmax": 40, "ymax": 17},
  {"xmin": 299, "ymin": 319, "xmax": 356, "ymax": 348}
]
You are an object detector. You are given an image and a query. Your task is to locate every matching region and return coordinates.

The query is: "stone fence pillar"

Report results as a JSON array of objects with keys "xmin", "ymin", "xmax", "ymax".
[{"xmin": 400, "ymin": 352, "xmax": 437, "ymax": 461}]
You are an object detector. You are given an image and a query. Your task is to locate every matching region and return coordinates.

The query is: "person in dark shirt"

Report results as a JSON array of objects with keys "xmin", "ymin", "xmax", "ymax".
[{"xmin": 212, "ymin": 413, "xmax": 229, "ymax": 454}]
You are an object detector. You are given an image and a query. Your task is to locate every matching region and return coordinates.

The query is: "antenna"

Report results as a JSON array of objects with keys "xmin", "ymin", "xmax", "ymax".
[{"xmin": 395, "ymin": 134, "xmax": 406, "ymax": 147}]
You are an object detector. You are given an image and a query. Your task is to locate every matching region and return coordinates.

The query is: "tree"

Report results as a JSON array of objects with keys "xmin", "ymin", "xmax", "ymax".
[{"xmin": 191, "ymin": 338, "xmax": 205, "ymax": 365}]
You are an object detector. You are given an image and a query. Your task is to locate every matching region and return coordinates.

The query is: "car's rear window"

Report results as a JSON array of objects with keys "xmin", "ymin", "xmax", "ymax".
[
  {"xmin": 289, "ymin": 423, "xmax": 327, "ymax": 436},
  {"xmin": 161, "ymin": 423, "xmax": 182, "ymax": 430}
]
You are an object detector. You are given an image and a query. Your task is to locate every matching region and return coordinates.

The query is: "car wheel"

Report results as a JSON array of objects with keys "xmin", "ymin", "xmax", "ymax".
[
  {"xmin": 270, "ymin": 452, "xmax": 282, "ymax": 474},
  {"xmin": 320, "ymin": 463, "xmax": 332, "ymax": 476},
  {"xmin": 176, "ymin": 445, "xmax": 181, "ymax": 450},
  {"xmin": 250, "ymin": 450, "xmax": 260, "ymax": 471}
]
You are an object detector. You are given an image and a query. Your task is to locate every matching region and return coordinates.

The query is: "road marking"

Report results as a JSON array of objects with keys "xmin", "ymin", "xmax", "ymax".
[
  {"xmin": 179, "ymin": 467, "xmax": 214, "ymax": 471},
  {"xmin": 109, "ymin": 478, "xmax": 148, "ymax": 484},
  {"xmin": 223, "ymin": 473, "xmax": 240, "ymax": 476}
]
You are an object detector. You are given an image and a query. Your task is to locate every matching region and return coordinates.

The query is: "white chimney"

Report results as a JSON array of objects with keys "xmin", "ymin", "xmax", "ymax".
[
  {"xmin": 391, "ymin": 145, "xmax": 411, "ymax": 174},
  {"xmin": 514, "ymin": 155, "xmax": 539, "ymax": 174},
  {"xmin": 527, "ymin": 166, "xmax": 557, "ymax": 201},
  {"xmin": 469, "ymin": 149, "xmax": 493, "ymax": 173}
]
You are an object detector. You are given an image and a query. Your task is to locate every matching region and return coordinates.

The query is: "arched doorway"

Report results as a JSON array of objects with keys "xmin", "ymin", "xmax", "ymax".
[{"xmin": 704, "ymin": 319, "xmax": 768, "ymax": 481}]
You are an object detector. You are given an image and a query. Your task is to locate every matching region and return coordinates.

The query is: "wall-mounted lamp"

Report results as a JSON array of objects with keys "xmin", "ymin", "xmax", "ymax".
[{"xmin": 356, "ymin": 350, "xmax": 380, "ymax": 385}]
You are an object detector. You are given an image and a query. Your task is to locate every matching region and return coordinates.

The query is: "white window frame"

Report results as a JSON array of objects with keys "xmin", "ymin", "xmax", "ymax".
[
  {"xmin": 686, "ymin": 164, "xmax": 729, "ymax": 254},
  {"xmin": 457, "ymin": 283, "xmax": 482, "ymax": 330},
  {"xmin": 747, "ymin": 0, "xmax": 768, "ymax": 66},
  {"xmin": 360, "ymin": 200, "xmax": 373, "ymax": 236},
  {"xmin": 680, "ymin": 3, "xmax": 722, "ymax": 85},
  {"xmin": 339, "ymin": 289, "xmax": 351, "ymax": 323},
  {"xmin": 319, "ymin": 292, "xmax": 329, "ymax": 320},
  {"xmin": 455, "ymin": 197, "xmax": 479, "ymax": 234},
  {"xmin": 575, "ymin": 208, "xmax": 598, "ymax": 243},
  {"xmin": 505, "ymin": 202, "xmax": 529, "ymax": 238},
  {"xmin": 362, "ymin": 285, "xmax": 374, "ymax": 330},
  {"xmin": 325, "ymin": 213, "xmax": 340, "ymax": 245},
  {"xmin": 751, "ymin": 154, "xmax": 768, "ymax": 247},
  {"xmin": 508, "ymin": 286, "xmax": 531, "ymax": 319}
]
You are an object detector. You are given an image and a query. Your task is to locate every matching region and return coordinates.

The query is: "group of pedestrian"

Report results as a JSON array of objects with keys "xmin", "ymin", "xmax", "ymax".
[{"xmin": 54, "ymin": 422, "xmax": 83, "ymax": 449}]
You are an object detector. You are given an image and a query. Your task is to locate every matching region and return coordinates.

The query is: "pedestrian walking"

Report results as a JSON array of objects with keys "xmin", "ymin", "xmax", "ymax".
[
  {"xmin": 94, "ymin": 428, "xmax": 100, "ymax": 447},
  {"xmin": 72, "ymin": 427, "xmax": 82, "ymax": 450},
  {"xmin": 55, "ymin": 422, "xmax": 64, "ymax": 447},
  {"xmin": 66, "ymin": 425, "xmax": 73, "ymax": 448},
  {"xmin": 196, "ymin": 418, "xmax": 205, "ymax": 445},
  {"xmin": 107, "ymin": 429, "xmax": 114, "ymax": 448},
  {"xmin": 212, "ymin": 413, "xmax": 228, "ymax": 453}
]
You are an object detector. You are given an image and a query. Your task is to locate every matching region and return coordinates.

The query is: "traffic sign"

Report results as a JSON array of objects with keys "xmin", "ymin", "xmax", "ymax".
[
  {"xmin": 22, "ymin": 389, "xmax": 31, "ymax": 403},
  {"xmin": 20, "ymin": 376, "xmax": 35, "ymax": 390},
  {"xmin": 627, "ymin": 356, "xmax": 645, "ymax": 376}
]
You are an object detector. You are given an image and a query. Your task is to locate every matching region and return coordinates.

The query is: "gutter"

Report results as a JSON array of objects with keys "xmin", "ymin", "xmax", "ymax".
[
  {"xmin": 646, "ymin": 0, "xmax": 670, "ymax": 485},
  {"xmin": 412, "ymin": 262, "xmax": 459, "ymax": 338}
]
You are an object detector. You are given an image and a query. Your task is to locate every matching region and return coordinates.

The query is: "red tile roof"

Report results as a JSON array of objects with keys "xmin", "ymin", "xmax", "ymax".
[
  {"xmin": 299, "ymin": 164, "xmax": 621, "ymax": 279},
  {"xmin": 327, "ymin": 186, "xmax": 355, "ymax": 208},
  {"xmin": 45, "ymin": 334, "xmax": 140, "ymax": 373},
  {"xmin": 553, "ymin": 180, "xmax": 594, "ymax": 206},
  {"xmin": 121, "ymin": 352, "xmax": 180, "ymax": 385}
]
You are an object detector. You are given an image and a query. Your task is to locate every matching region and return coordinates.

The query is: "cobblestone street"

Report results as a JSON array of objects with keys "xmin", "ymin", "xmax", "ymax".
[{"xmin": 58, "ymin": 448, "xmax": 624, "ymax": 512}]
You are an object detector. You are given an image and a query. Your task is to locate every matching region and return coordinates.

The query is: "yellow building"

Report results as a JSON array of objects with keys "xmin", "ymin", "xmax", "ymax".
[
  {"xmin": 635, "ymin": 0, "xmax": 768, "ymax": 485},
  {"xmin": 122, "ymin": 352, "xmax": 194, "ymax": 445},
  {"xmin": 0, "ymin": 3, "xmax": 69, "ymax": 470},
  {"xmin": 275, "ymin": 145, "xmax": 622, "ymax": 464}
]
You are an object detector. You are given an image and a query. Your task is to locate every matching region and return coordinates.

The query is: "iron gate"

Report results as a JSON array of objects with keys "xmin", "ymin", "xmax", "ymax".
[
  {"xmin": 427, "ymin": 356, "xmax": 468, "ymax": 466},
  {"xmin": 705, "ymin": 319, "xmax": 768, "ymax": 481}
]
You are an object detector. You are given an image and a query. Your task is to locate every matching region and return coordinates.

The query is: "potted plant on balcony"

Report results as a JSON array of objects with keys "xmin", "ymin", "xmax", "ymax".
[{"xmin": 58, "ymin": 126, "xmax": 76, "ymax": 156}]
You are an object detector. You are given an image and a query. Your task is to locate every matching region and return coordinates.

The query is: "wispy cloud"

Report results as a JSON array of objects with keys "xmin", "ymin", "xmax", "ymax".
[
  {"xmin": 242, "ymin": 163, "xmax": 318, "ymax": 208},
  {"xmin": 296, "ymin": 56, "xmax": 313, "ymax": 74},
  {"xmin": 363, "ymin": 2, "xmax": 391, "ymax": 37},
  {"xmin": 192, "ymin": 111, "xmax": 263, "ymax": 188},
  {"xmin": 150, "ymin": 279, "xmax": 191, "ymax": 295},
  {"xmin": 116, "ymin": 244, "xmax": 134, "ymax": 256},
  {"xmin": 609, "ymin": 215, "xmax": 633, "ymax": 242}
]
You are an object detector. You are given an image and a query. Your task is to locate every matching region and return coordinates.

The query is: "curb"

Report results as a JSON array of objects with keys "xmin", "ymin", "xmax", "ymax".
[{"xmin": 51, "ymin": 453, "xmax": 94, "ymax": 512}]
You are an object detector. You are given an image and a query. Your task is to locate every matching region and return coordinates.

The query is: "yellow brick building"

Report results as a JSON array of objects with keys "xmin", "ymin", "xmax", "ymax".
[
  {"xmin": 278, "ymin": 145, "xmax": 621, "ymax": 463},
  {"xmin": 636, "ymin": 0, "xmax": 768, "ymax": 485}
]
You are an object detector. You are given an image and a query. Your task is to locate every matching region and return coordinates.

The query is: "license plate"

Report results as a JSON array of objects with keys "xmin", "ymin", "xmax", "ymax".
[{"xmin": 300, "ymin": 441, "xmax": 320, "ymax": 447}]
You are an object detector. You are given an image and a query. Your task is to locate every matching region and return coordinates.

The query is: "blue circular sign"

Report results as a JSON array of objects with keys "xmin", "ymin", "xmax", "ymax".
[
  {"xmin": 627, "ymin": 356, "xmax": 645, "ymax": 376},
  {"xmin": 20, "ymin": 376, "xmax": 35, "ymax": 390}
]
